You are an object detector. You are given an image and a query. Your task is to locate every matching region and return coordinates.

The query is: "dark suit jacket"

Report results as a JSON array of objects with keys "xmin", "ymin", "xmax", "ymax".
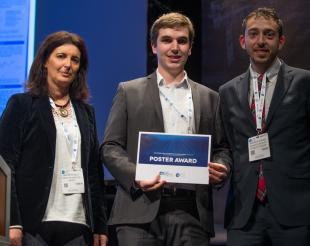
[
  {"xmin": 0, "ymin": 93, "xmax": 107, "ymax": 234},
  {"xmin": 101, "ymin": 72, "xmax": 232, "ymax": 235},
  {"xmin": 219, "ymin": 63, "xmax": 310, "ymax": 229}
]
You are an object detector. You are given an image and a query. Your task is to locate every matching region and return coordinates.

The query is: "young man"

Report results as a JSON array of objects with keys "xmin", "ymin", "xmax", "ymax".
[
  {"xmin": 219, "ymin": 7, "xmax": 310, "ymax": 246},
  {"xmin": 101, "ymin": 12, "xmax": 231, "ymax": 246}
]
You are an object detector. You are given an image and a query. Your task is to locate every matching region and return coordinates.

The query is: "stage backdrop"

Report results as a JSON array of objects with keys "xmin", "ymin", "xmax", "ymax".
[{"xmin": 202, "ymin": 0, "xmax": 310, "ymax": 90}]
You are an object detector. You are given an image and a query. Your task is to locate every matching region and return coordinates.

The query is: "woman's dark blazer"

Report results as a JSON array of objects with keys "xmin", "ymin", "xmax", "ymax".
[{"xmin": 0, "ymin": 93, "xmax": 107, "ymax": 234}]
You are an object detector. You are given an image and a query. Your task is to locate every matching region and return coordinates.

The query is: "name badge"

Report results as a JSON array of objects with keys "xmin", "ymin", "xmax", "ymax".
[
  {"xmin": 61, "ymin": 168, "xmax": 85, "ymax": 194},
  {"xmin": 248, "ymin": 133, "xmax": 271, "ymax": 162}
]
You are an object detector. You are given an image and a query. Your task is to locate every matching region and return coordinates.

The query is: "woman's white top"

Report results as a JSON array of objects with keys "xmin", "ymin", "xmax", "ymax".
[{"xmin": 43, "ymin": 101, "xmax": 86, "ymax": 225}]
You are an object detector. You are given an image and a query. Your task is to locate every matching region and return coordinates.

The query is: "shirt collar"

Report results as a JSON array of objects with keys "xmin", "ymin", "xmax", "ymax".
[
  {"xmin": 250, "ymin": 57, "xmax": 282, "ymax": 81},
  {"xmin": 156, "ymin": 69, "xmax": 190, "ymax": 89}
]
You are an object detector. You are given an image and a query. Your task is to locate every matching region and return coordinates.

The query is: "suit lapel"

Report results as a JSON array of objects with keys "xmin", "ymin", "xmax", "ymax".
[
  {"xmin": 73, "ymin": 101, "xmax": 90, "ymax": 167},
  {"xmin": 37, "ymin": 96, "xmax": 56, "ymax": 155},
  {"xmin": 147, "ymin": 73, "xmax": 164, "ymax": 130},
  {"xmin": 189, "ymin": 80, "xmax": 201, "ymax": 133},
  {"xmin": 234, "ymin": 71, "xmax": 256, "ymax": 129},
  {"xmin": 265, "ymin": 64, "xmax": 293, "ymax": 126}
]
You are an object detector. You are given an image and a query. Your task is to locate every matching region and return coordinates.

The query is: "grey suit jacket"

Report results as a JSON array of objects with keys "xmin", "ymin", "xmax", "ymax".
[
  {"xmin": 219, "ymin": 63, "xmax": 310, "ymax": 229},
  {"xmin": 101, "ymin": 72, "xmax": 231, "ymax": 235}
]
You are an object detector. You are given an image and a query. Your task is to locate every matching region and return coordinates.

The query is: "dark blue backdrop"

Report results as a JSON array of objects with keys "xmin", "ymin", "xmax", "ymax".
[{"xmin": 35, "ymin": 0, "xmax": 147, "ymax": 139}]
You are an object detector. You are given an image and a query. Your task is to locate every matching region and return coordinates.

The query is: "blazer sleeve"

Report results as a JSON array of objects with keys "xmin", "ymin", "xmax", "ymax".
[
  {"xmin": 0, "ymin": 94, "xmax": 29, "ymax": 226},
  {"xmin": 100, "ymin": 83, "xmax": 137, "ymax": 193},
  {"xmin": 212, "ymin": 96, "xmax": 233, "ymax": 182},
  {"xmin": 85, "ymin": 105, "xmax": 108, "ymax": 234}
]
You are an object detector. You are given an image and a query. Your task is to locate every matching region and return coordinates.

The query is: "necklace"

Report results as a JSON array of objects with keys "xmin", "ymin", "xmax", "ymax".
[{"xmin": 54, "ymin": 99, "xmax": 70, "ymax": 117}]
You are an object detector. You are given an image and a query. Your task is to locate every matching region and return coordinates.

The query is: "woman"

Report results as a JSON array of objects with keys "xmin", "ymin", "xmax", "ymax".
[{"xmin": 0, "ymin": 31, "xmax": 108, "ymax": 246}]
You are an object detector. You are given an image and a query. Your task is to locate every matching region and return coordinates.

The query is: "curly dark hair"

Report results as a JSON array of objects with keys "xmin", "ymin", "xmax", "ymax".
[
  {"xmin": 242, "ymin": 7, "xmax": 283, "ymax": 37},
  {"xmin": 26, "ymin": 31, "xmax": 89, "ymax": 101}
]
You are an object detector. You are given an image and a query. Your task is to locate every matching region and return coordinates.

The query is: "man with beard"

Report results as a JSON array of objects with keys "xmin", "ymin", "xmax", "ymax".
[{"xmin": 219, "ymin": 7, "xmax": 310, "ymax": 246}]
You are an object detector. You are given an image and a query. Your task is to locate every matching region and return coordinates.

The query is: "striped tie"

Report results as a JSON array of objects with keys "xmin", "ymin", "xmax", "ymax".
[{"xmin": 250, "ymin": 74, "xmax": 267, "ymax": 202}]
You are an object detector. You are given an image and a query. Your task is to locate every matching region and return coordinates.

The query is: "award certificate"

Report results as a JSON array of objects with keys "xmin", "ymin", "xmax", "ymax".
[{"xmin": 135, "ymin": 132, "xmax": 211, "ymax": 184}]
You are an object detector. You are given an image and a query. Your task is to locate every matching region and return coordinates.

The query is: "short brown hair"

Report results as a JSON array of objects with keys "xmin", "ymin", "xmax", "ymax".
[
  {"xmin": 242, "ymin": 7, "xmax": 283, "ymax": 37},
  {"xmin": 27, "ymin": 31, "xmax": 90, "ymax": 101},
  {"xmin": 150, "ymin": 12, "xmax": 195, "ymax": 46}
]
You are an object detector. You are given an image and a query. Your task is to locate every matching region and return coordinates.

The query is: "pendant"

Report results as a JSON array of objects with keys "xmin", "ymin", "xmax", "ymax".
[{"xmin": 59, "ymin": 108, "xmax": 69, "ymax": 117}]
